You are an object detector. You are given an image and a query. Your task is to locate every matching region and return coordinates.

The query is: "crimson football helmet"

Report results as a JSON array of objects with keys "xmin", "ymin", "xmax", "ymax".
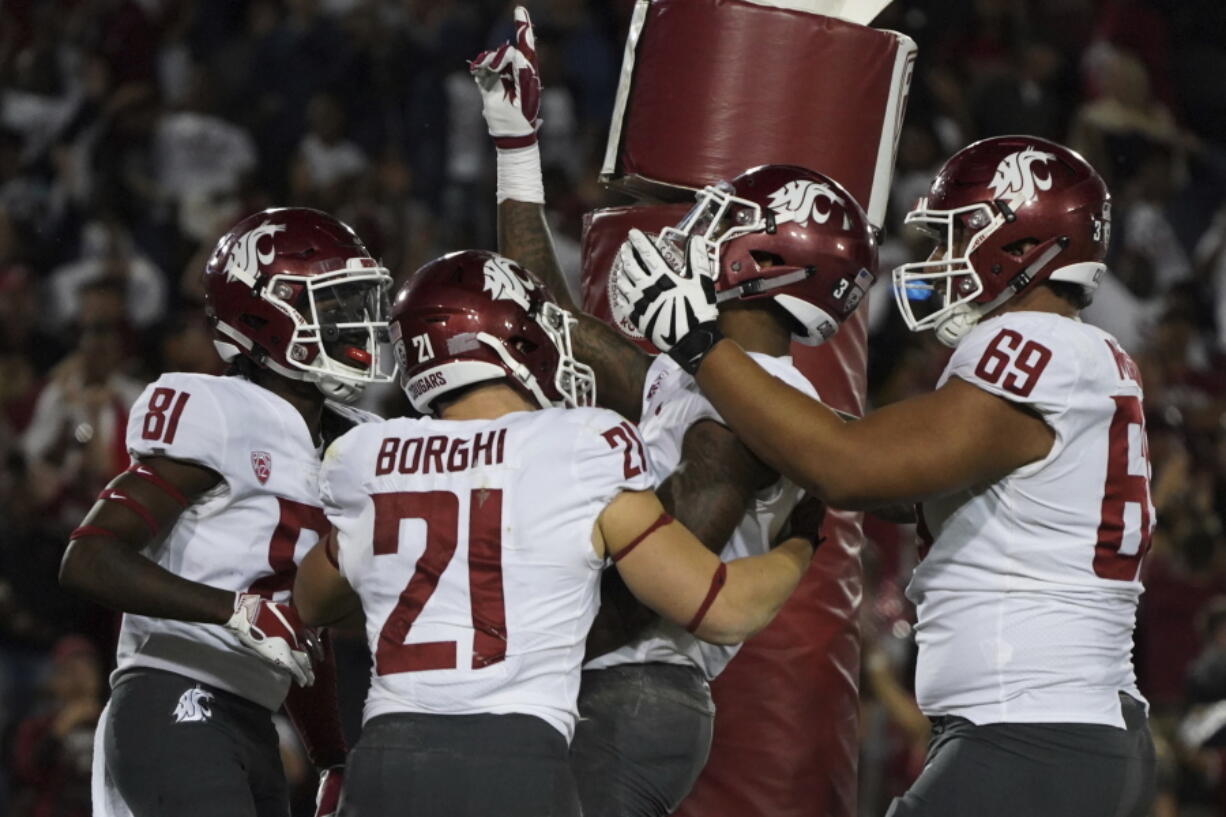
[
  {"xmin": 657, "ymin": 164, "xmax": 878, "ymax": 345},
  {"xmin": 389, "ymin": 250, "xmax": 595, "ymax": 413},
  {"xmin": 893, "ymin": 135, "xmax": 1111, "ymax": 346},
  {"xmin": 203, "ymin": 208, "xmax": 393, "ymax": 402}
]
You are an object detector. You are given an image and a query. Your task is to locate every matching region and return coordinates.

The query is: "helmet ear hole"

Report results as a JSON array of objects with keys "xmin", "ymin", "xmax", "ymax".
[
  {"xmin": 1001, "ymin": 238, "xmax": 1040, "ymax": 257},
  {"xmin": 510, "ymin": 336, "xmax": 538, "ymax": 355},
  {"xmin": 241, "ymin": 314, "xmax": 268, "ymax": 330},
  {"xmin": 749, "ymin": 250, "xmax": 785, "ymax": 269}
]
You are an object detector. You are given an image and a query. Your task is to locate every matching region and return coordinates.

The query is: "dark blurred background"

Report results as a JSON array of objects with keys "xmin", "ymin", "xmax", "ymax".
[{"xmin": 0, "ymin": 1, "xmax": 1222, "ymax": 815}]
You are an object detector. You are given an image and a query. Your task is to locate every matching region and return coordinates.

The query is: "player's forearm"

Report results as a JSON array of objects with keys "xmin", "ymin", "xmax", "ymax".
[
  {"xmin": 584, "ymin": 571, "xmax": 659, "ymax": 662},
  {"xmin": 694, "ymin": 340, "xmax": 858, "ymax": 503},
  {"xmin": 497, "ymin": 203, "xmax": 650, "ymax": 420},
  {"xmin": 293, "ymin": 542, "xmax": 361, "ymax": 628},
  {"xmin": 59, "ymin": 535, "xmax": 234, "ymax": 623},
  {"xmin": 295, "ymin": 590, "xmax": 357, "ymax": 629},
  {"xmin": 696, "ymin": 539, "xmax": 811, "ymax": 645},
  {"xmin": 497, "ymin": 200, "xmax": 577, "ymax": 309},
  {"xmin": 658, "ymin": 422, "xmax": 766, "ymax": 555}
]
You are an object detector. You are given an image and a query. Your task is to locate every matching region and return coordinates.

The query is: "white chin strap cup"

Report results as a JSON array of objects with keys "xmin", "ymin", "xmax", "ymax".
[{"xmin": 934, "ymin": 307, "xmax": 980, "ymax": 348}]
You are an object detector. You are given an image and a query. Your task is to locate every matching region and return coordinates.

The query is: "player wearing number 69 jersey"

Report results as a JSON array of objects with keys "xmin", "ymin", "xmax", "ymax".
[
  {"xmin": 59, "ymin": 208, "xmax": 392, "ymax": 817},
  {"xmin": 613, "ymin": 136, "xmax": 1156, "ymax": 817},
  {"xmin": 292, "ymin": 250, "xmax": 814, "ymax": 817}
]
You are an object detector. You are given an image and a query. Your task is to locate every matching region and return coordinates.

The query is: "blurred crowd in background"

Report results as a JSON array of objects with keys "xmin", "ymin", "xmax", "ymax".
[{"xmin": 0, "ymin": 0, "xmax": 1222, "ymax": 815}]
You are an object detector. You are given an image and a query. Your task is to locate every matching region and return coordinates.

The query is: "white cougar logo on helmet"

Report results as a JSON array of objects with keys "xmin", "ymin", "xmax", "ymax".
[
  {"xmin": 224, "ymin": 222, "xmax": 286, "ymax": 286},
  {"xmin": 767, "ymin": 180, "xmax": 845, "ymax": 227},
  {"xmin": 482, "ymin": 256, "xmax": 534, "ymax": 311},
  {"xmin": 988, "ymin": 147, "xmax": 1056, "ymax": 208},
  {"xmin": 172, "ymin": 686, "xmax": 215, "ymax": 724}
]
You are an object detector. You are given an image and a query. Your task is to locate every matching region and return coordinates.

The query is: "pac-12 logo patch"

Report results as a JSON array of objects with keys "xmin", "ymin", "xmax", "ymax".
[
  {"xmin": 251, "ymin": 451, "xmax": 272, "ymax": 484},
  {"xmin": 172, "ymin": 686, "xmax": 215, "ymax": 724}
]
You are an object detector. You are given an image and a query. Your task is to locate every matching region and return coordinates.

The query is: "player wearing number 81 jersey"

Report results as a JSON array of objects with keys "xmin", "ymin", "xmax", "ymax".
[
  {"xmin": 293, "ymin": 250, "xmax": 815, "ymax": 817},
  {"xmin": 611, "ymin": 136, "xmax": 1157, "ymax": 817},
  {"xmin": 60, "ymin": 208, "xmax": 391, "ymax": 817}
]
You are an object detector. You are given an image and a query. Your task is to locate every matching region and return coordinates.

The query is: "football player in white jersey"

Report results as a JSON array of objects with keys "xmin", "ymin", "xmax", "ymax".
[
  {"xmin": 59, "ymin": 208, "xmax": 393, "ymax": 817},
  {"xmin": 615, "ymin": 135, "xmax": 1157, "ymax": 817},
  {"xmin": 291, "ymin": 249, "xmax": 816, "ymax": 817},
  {"xmin": 467, "ymin": 10, "xmax": 879, "ymax": 815}
]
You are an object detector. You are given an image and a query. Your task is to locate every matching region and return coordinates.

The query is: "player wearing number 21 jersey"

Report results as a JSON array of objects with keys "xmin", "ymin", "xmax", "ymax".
[
  {"xmin": 60, "ymin": 208, "xmax": 392, "ymax": 817},
  {"xmin": 292, "ymin": 250, "xmax": 815, "ymax": 817},
  {"xmin": 613, "ymin": 136, "xmax": 1156, "ymax": 817}
]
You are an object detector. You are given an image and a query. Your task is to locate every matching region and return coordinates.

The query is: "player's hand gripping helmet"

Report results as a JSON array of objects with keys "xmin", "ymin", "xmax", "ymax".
[
  {"xmin": 389, "ymin": 250, "xmax": 595, "ymax": 414},
  {"xmin": 893, "ymin": 135, "xmax": 1112, "ymax": 347},
  {"xmin": 204, "ymin": 207, "xmax": 393, "ymax": 402},
  {"xmin": 657, "ymin": 164, "xmax": 878, "ymax": 345}
]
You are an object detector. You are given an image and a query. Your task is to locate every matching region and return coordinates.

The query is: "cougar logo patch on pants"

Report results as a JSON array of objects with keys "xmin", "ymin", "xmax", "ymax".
[{"xmin": 173, "ymin": 687, "xmax": 215, "ymax": 724}]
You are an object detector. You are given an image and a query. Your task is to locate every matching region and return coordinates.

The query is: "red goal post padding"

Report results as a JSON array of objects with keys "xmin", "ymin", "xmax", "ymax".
[{"xmin": 601, "ymin": 0, "xmax": 915, "ymax": 229}]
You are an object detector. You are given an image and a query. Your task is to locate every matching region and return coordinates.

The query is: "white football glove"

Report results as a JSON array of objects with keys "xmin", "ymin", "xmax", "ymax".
[
  {"xmin": 611, "ymin": 230, "xmax": 722, "ymax": 373},
  {"xmin": 225, "ymin": 593, "xmax": 317, "ymax": 687},
  {"xmin": 469, "ymin": 6, "xmax": 541, "ymax": 149}
]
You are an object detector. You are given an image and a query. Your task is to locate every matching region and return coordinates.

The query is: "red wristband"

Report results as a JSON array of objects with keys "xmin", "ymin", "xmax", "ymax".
[
  {"xmin": 611, "ymin": 513, "xmax": 673, "ymax": 563},
  {"xmin": 685, "ymin": 562, "xmax": 728, "ymax": 634}
]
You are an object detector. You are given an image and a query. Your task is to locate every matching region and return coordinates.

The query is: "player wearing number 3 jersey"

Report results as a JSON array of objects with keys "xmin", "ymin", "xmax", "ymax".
[
  {"xmin": 59, "ymin": 208, "xmax": 391, "ymax": 817},
  {"xmin": 613, "ymin": 136, "xmax": 1156, "ymax": 817},
  {"xmin": 292, "ymin": 250, "xmax": 814, "ymax": 817}
]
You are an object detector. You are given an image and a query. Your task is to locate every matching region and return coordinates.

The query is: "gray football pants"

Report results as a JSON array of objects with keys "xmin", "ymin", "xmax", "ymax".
[
  {"xmin": 886, "ymin": 693, "xmax": 1156, "ymax": 817},
  {"xmin": 342, "ymin": 711, "xmax": 580, "ymax": 817},
  {"xmin": 101, "ymin": 668, "xmax": 288, "ymax": 817},
  {"xmin": 570, "ymin": 664, "xmax": 715, "ymax": 817}
]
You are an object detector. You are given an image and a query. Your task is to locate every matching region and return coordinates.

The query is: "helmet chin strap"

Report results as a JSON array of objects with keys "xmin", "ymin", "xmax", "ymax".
[
  {"xmin": 259, "ymin": 348, "xmax": 368, "ymax": 404},
  {"xmin": 475, "ymin": 332, "xmax": 553, "ymax": 410},
  {"xmin": 933, "ymin": 241, "xmax": 1068, "ymax": 347},
  {"xmin": 934, "ymin": 304, "xmax": 991, "ymax": 347},
  {"xmin": 315, "ymin": 377, "xmax": 365, "ymax": 404},
  {"xmin": 715, "ymin": 267, "xmax": 812, "ymax": 302}
]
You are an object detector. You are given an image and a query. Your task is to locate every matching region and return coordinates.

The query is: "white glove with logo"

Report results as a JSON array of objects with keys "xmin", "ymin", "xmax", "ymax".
[
  {"xmin": 611, "ymin": 230, "xmax": 722, "ymax": 374},
  {"xmin": 470, "ymin": 6, "xmax": 544, "ymax": 203},
  {"xmin": 470, "ymin": 6, "xmax": 541, "ymax": 148},
  {"xmin": 225, "ymin": 593, "xmax": 317, "ymax": 686}
]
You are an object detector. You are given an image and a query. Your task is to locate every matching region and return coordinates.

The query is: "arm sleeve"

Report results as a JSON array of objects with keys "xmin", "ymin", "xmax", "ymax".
[
  {"xmin": 126, "ymin": 374, "xmax": 231, "ymax": 473},
  {"xmin": 571, "ymin": 409, "xmax": 659, "ymax": 509},
  {"xmin": 942, "ymin": 316, "xmax": 1082, "ymax": 421}
]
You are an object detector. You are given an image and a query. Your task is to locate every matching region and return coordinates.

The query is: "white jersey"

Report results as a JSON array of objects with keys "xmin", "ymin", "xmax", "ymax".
[
  {"xmin": 585, "ymin": 353, "xmax": 817, "ymax": 680},
  {"xmin": 118, "ymin": 373, "xmax": 373, "ymax": 711},
  {"xmin": 320, "ymin": 407, "xmax": 656, "ymax": 740},
  {"xmin": 909, "ymin": 311, "xmax": 1153, "ymax": 728}
]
